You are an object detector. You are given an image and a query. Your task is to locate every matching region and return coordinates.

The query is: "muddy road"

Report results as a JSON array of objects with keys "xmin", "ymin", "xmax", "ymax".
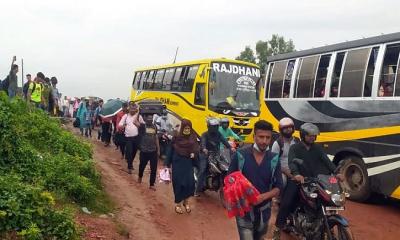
[{"xmin": 80, "ymin": 129, "xmax": 399, "ymax": 240}]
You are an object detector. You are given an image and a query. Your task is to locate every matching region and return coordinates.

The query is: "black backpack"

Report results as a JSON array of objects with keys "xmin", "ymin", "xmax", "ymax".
[{"xmin": 0, "ymin": 76, "xmax": 9, "ymax": 92}]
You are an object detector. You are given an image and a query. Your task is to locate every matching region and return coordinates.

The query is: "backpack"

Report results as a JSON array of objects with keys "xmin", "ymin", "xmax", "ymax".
[
  {"xmin": 0, "ymin": 76, "xmax": 9, "ymax": 92},
  {"xmin": 276, "ymin": 135, "xmax": 300, "ymax": 158}
]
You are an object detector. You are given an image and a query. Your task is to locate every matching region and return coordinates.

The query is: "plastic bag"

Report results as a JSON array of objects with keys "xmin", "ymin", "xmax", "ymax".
[{"xmin": 159, "ymin": 168, "xmax": 171, "ymax": 183}]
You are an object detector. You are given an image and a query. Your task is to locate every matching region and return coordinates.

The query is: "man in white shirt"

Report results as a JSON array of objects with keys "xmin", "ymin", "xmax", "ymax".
[{"xmin": 119, "ymin": 103, "xmax": 144, "ymax": 174}]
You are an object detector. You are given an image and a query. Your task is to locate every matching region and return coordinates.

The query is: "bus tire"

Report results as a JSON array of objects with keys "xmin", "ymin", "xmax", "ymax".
[{"xmin": 339, "ymin": 155, "xmax": 371, "ymax": 202}]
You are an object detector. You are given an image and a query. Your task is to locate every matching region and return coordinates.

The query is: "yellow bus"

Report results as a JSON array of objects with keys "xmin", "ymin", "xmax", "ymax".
[
  {"xmin": 130, "ymin": 58, "xmax": 261, "ymax": 143},
  {"xmin": 262, "ymin": 32, "xmax": 400, "ymax": 201}
]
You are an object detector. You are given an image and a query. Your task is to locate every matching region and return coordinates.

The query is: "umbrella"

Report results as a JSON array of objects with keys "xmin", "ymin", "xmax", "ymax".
[{"xmin": 99, "ymin": 99, "xmax": 126, "ymax": 118}]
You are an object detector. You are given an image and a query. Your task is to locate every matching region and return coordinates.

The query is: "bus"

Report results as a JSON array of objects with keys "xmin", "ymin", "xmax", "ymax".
[
  {"xmin": 262, "ymin": 32, "xmax": 400, "ymax": 201},
  {"xmin": 130, "ymin": 58, "xmax": 261, "ymax": 143}
]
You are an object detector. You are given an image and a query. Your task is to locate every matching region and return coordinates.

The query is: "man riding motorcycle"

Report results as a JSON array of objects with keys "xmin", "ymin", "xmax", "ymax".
[
  {"xmin": 219, "ymin": 117, "xmax": 242, "ymax": 162},
  {"xmin": 273, "ymin": 123, "xmax": 344, "ymax": 240},
  {"xmin": 218, "ymin": 118, "xmax": 242, "ymax": 143},
  {"xmin": 195, "ymin": 118, "xmax": 235, "ymax": 196}
]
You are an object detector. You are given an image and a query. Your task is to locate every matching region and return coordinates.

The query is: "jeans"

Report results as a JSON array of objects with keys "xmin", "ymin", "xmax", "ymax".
[
  {"xmin": 236, "ymin": 215, "xmax": 268, "ymax": 240},
  {"xmin": 8, "ymin": 89, "xmax": 16, "ymax": 98},
  {"xmin": 195, "ymin": 153, "xmax": 208, "ymax": 193},
  {"xmin": 139, "ymin": 151, "xmax": 158, "ymax": 186},
  {"xmin": 125, "ymin": 136, "xmax": 138, "ymax": 170},
  {"xmin": 275, "ymin": 180, "xmax": 299, "ymax": 228}
]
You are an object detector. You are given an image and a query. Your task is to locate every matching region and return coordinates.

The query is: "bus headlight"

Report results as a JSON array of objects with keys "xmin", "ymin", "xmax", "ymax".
[{"xmin": 331, "ymin": 193, "xmax": 346, "ymax": 206}]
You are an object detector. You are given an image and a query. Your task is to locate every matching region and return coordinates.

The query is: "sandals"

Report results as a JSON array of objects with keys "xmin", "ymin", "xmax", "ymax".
[
  {"xmin": 175, "ymin": 205, "xmax": 184, "ymax": 214},
  {"xmin": 183, "ymin": 200, "xmax": 191, "ymax": 213}
]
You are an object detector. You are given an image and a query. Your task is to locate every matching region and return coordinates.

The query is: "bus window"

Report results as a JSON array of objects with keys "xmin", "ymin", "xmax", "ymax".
[
  {"xmin": 330, "ymin": 52, "xmax": 345, "ymax": 97},
  {"xmin": 194, "ymin": 83, "xmax": 205, "ymax": 105},
  {"xmin": 163, "ymin": 68, "xmax": 175, "ymax": 90},
  {"xmin": 314, "ymin": 54, "xmax": 331, "ymax": 98},
  {"xmin": 295, "ymin": 55, "xmax": 319, "ymax": 98},
  {"xmin": 144, "ymin": 70, "xmax": 155, "ymax": 89},
  {"xmin": 265, "ymin": 63, "xmax": 274, "ymax": 98},
  {"xmin": 283, "ymin": 60, "xmax": 295, "ymax": 98},
  {"xmin": 269, "ymin": 61, "xmax": 287, "ymax": 98},
  {"xmin": 154, "ymin": 69, "xmax": 165, "ymax": 90},
  {"xmin": 340, "ymin": 48, "xmax": 370, "ymax": 97},
  {"xmin": 379, "ymin": 44, "xmax": 400, "ymax": 97},
  {"xmin": 364, "ymin": 47, "xmax": 379, "ymax": 97},
  {"xmin": 139, "ymin": 71, "xmax": 148, "ymax": 90},
  {"xmin": 132, "ymin": 72, "xmax": 142, "ymax": 90},
  {"xmin": 183, "ymin": 65, "xmax": 199, "ymax": 92},
  {"xmin": 396, "ymin": 49, "xmax": 400, "ymax": 96},
  {"xmin": 171, "ymin": 67, "xmax": 183, "ymax": 91}
]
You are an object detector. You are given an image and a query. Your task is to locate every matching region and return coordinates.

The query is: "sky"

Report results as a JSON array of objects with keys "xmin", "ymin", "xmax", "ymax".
[{"xmin": 0, "ymin": 0, "xmax": 399, "ymax": 100}]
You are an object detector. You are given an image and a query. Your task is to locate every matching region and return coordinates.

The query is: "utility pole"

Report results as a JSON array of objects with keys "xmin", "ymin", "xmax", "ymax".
[
  {"xmin": 173, "ymin": 47, "xmax": 179, "ymax": 64},
  {"xmin": 21, "ymin": 58, "xmax": 24, "ymax": 87}
]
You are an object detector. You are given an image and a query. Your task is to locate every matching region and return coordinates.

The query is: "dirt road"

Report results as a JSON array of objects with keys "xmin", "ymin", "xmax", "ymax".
[{"xmin": 81, "ymin": 130, "xmax": 399, "ymax": 240}]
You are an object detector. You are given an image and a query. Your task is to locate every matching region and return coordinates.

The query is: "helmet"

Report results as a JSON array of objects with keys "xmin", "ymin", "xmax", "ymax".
[
  {"xmin": 220, "ymin": 118, "xmax": 229, "ymax": 124},
  {"xmin": 207, "ymin": 117, "xmax": 220, "ymax": 126},
  {"xmin": 207, "ymin": 118, "xmax": 220, "ymax": 133},
  {"xmin": 279, "ymin": 117, "xmax": 294, "ymax": 130},
  {"xmin": 300, "ymin": 123, "xmax": 320, "ymax": 140}
]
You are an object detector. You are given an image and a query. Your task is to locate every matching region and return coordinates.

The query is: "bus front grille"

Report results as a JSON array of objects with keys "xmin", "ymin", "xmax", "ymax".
[{"xmin": 232, "ymin": 128, "xmax": 252, "ymax": 136}]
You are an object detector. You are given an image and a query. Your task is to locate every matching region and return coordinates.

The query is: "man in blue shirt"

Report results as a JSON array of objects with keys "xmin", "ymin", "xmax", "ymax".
[{"xmin": 228, "ymin": 120, "xmax": 283, "ymax": 240}]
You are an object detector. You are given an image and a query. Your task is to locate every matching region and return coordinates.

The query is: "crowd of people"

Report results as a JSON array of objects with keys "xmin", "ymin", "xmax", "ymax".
[
  {"xmin": 0, "ymin": 56, "xmax": 62, "ymax": 116},
  {"xmin": 84, "ymin": 98, "xmax": 343, "ymax": 240}
]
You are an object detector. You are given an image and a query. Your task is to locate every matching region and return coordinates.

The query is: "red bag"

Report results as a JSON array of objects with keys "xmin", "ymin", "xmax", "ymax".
[{"xmin": 223, "ymin": 171, "xmax": 260, "ymax": 218}]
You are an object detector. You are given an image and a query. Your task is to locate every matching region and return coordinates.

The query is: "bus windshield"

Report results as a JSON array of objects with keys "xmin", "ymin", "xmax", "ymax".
[{"xmin": 209, "ymin": 62, "xmax": 260, "ymax": 113}]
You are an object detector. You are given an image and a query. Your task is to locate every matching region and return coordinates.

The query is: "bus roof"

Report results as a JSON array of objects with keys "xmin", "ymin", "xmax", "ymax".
[
  {"xmin": 267, "ymin": 32, "xmax": 400, "ymax": 63},
  {"xmin": 134, "ymin": 58, "xmax": 260, "ymax": 71}
]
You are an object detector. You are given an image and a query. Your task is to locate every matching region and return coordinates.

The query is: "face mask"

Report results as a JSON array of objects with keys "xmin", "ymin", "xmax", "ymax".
[
  {"xmin": 253, "ymin": 143, "xmax": 267, "ymax": 153},
  {"xmin": 183, "ymin": 127, "xmax": 191, "ymax": 135}
]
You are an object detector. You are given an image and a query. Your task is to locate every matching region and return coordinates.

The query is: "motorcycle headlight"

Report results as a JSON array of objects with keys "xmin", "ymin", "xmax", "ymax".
[{"xmin": 331, "ymin": 193, "xmax": 346, "ymax": 206}]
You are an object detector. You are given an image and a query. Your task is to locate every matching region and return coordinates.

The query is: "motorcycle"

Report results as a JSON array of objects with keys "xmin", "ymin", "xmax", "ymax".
[
  {"xmin": 195, "ymin": 149, "xmax": 231, "ymax": 207},
  {"xmin": 285, "ymin": 158, "xmax": 354, "ymax": 240}
]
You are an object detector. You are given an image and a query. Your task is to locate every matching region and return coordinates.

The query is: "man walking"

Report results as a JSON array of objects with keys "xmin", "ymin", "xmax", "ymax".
[
  {"xmin": 7, "ymin": 56, "xmax": 18, "ymax": 98},
  {"xmin": 23, "ymin": 74, "xmax": 32, "ymax": 100},
  {"xmin": 228, "ymin": 120, "xmax": 283, "ymax": 240}
]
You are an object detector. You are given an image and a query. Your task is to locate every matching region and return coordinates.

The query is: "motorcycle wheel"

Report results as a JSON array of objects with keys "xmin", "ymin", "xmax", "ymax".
[{"xmin": 324, "ymin": 224, "xmax": 354, "ymax": 240}]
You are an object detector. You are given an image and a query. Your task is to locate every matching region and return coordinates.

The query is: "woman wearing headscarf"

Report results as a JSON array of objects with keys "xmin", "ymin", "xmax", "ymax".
[{"xmin": 166, "ymin": 119, "xmax": 200, "ymax": 214}]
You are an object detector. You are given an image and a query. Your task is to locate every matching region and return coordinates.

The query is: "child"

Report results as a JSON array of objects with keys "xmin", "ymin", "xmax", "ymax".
[{"xmin": 138, "ymin": 114, "xmax": 160, "ymax": 191}]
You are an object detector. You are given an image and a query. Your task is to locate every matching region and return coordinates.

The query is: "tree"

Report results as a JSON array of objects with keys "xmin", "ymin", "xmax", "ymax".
[
  {"xmin": 237, "ymin": 34, "xmax": 296, "ymax": 73},
  {"xmin": 256, "ymin": 34, "xmax": 295, "ymax": 72},
  {"xmin": 235, "ymin": 46, "xmax": 256, "ymax": 64}
]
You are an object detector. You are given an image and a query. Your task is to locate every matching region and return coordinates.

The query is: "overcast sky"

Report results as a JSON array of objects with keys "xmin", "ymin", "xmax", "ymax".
[{"xmin": 0, "ymin": 0, "xmax": 399, "ymax": 100}]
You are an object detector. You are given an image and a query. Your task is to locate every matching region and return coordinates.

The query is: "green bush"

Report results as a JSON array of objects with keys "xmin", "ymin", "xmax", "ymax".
[{"xmin": 0, "ymin": 92, "xmax": 102, "ymax": 239}]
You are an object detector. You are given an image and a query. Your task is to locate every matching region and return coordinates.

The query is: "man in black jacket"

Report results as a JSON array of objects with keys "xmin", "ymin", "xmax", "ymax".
[
  {"xmin": 273, "ymin": 123, "xmax": 343, "ymax": 240},
  {"xmin": 195, "ymin": 118, "xmax": 235, "ymax": 196}
]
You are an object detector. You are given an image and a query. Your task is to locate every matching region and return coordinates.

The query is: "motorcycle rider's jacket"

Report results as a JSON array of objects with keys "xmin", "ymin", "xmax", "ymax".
[
  {"xmin": 228, "ymin": 146, "xmax": 283, "ymax": 222},
  {"xmin": 288, "ymin": 142, "xmax": 336, "ymax": 177},
  {"xmin": 201, "ymin": 131, "xmax": 230, "ymax": 152},
  {"xmin": 218, "ymin": 126, "xmax": 242, "ymax": 141}
]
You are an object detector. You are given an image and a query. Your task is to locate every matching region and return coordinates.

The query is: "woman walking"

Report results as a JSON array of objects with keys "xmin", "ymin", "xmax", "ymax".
[
  {"xmin": 167, "ymin": 119, "xmax": 199, "ymax": 214},
  {"xmin": 76, "ymin": 99, "xmax": 88, "ymax": 136}
]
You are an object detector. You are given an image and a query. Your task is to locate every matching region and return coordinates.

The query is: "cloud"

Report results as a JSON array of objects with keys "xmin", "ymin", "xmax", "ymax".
[{"xmin": 0, "ymin": 0, "xmax": 399, "ymax": 99}]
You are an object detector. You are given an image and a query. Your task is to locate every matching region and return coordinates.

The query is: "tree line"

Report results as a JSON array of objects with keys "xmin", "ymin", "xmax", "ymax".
[{"xmin": 236, "ymin": 34, "xmax": 295, "ymax": 72}]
